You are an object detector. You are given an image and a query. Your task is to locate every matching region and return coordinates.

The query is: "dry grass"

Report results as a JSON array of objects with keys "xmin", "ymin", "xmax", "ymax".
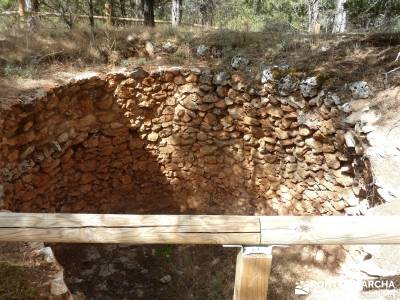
[
  {"xmin": 1, "ymin": 19, "xmax": 400, "ymax": 95},
  {"xmin": 0, "ymin": 21, "xmax": 201, "ymax": 65}
]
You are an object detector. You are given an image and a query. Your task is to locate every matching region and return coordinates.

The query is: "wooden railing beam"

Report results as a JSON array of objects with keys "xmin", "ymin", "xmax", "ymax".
[{"xmin": 1, "ymin": 213, "xmax": 400, "ymax": 245}]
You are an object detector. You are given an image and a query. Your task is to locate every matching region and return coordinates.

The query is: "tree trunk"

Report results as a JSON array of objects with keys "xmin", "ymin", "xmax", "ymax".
[
  {"xmin": 32, "ymin": 0, "xmax": 39, "ymax": 12},
  {"xmin": 171, "ymin": 0, "xmax": 183, "ymax": 26},
  {"xmin": 143, "ymin": 0, "xmax": 154, "ymax": 27},
  {"xmin": 87, "ymin": 0, "xmax": 95, "ymax": 30},
  {"xmin": 308, "ymin": 0, "xmax": 320, "ymax": 34},
  {"xmin": 135, "ymin": 0, "xmax": 143, "ymax": 18},
  {"xmin": 332, "ymin": 0, "xmax": 347, "ymax": 33},
  {"xmin": 105, "ymin": 3, "xmax": 113, "ymax": 27},
  {"xmin": 120, "ymin": 0, "xmax": 127, "ymax": 17},
  {"xmin": 18, "ymin": 0, "xmax": 39, "ymax": 28},
  {"xmin": 199, "ymin": 0, "xmax": 213, "ymax": 26},
  {"xmin": 18, "ymin": 0, "xmax": 25, "ymax": 18},
  {"xmin": 25, "ymin": 0, "xmax": 35, "ymax": 27}
]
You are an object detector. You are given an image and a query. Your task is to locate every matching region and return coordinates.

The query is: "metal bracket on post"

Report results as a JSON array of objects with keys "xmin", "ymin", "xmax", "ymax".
[{"xmin": 223, "ymin": 244, "xmax": 286, "ymax": 256}]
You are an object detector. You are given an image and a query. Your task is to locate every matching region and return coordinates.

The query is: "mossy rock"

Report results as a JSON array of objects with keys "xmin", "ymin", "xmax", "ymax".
[
  {"xmin": 271, "ymin": 67, "xmax": 287, "ymax": 81},
  {"xmin": 314, "ymin": 71, "xmax": 329, "ymax": 85},
  {"xmin": 271, "ymin": 66, "xmax": 303, "ymax": 81}
]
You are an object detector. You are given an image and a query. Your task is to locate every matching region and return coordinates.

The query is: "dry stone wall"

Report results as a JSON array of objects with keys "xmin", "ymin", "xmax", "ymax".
[{"xmin": 0, "ymin": 67, "xmax": 365, "ymax": 215}]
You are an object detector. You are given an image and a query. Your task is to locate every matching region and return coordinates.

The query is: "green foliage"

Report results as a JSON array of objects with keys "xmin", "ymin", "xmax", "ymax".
[
  {"xmin": 0, "ymin": 0, "xmax": 14, "ymax": 10},
  {"xmin": 120, "ymin": 58, "xmax": 130, "ymax": 67},
  {"xmin": 155, "ymin": 245, "xmax": 173, "ymax": 259},
  {"xmin": 3, "ymin": 64, "xmax": 37, "ymax": 78},
  {"xmin": 136, "ymin": 57, "xmax": 147, "ymax": 65},
  {"xmin": 214, "ymin": 1, "xmax": 266, "ymax": 31},
  {"xmin": 314, "ymin": 70, "xmax": 329, "ymax": 85},
  {"xmin": 345, "ymin": 0, "xmax": 400, "ymax": 29}
]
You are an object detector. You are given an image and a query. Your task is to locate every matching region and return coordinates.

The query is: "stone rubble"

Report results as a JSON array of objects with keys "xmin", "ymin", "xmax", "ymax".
[
  {"xmin": 196, "ymin": 45, "xmax": 209, "ymax": 57},
  {"xmin": 349, "ymin": 81, "xmax": 372, "ymax": 99},
  {"xmin": 300, "ymin": 76, "xmax": 319, "ymax": 98},
  {"xmin": 231, "ymin": 56, "xmax": 250, "ymax": 70}
]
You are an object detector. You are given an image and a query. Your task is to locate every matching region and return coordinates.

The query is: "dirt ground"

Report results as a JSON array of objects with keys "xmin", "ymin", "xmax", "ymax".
[{"xmin": 51, "ymin": 243, "xmax": 348, "ymax": 300}]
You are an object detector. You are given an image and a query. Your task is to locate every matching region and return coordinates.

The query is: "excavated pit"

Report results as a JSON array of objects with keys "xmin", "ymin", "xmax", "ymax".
[{"xmin": 0, "ymin": 66, "xmax": 371, "ymax": 298}]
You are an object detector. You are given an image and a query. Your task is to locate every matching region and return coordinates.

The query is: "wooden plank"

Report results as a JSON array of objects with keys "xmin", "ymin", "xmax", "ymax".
[
  {"xmin": 0, "ymin": 213, "xmax": 260, "ymax": 244},
  {"xmin": 2, "ymin": 214, "xmax": 400, "ymax": 245},
  {"xmin": 233, "ymin": 251, "xmax": 271, "ymax": 300},
  {"xmin": 260, "ymin": 216, "xmax": 400, "ymax": 245},
  {"xmin": 0, "ymin": 228, "xmax": 259, "ymax": 244},
  {"xmin": 0, "ymin": 213, "xmax": 260, "ymax": 231}
]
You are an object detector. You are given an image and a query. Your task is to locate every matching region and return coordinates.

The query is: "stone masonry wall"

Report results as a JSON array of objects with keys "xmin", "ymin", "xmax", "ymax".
[{"xmin": 0, "ymin": 67, "xmax": 364, "ymax": 215}]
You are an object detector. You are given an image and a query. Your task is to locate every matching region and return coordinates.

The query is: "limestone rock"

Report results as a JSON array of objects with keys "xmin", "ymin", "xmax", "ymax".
[
  {"xmin": 320, "ymin": 120, "xmax": 335, "ymax": 136},
  {"xmin": 231, "ymin": 56, "xmax": 250, "ymax": 70},
  {"xmin": 213, "ymin": 72, "xmax": 230, "ymax": 85},
  {"xmin": 145, "ymin": 41, "xmax": 155, "ymax": 57},
  {"xmin": 180, "ymin": 94, "xmax": 199, "ymax": 111},
  {"xmin": 275, "ymin": 128, "xmax": 289, "ymax": 139},
  {"xmin": 261, "ymin": 65, "xmax": 289, "ymax": 84},
  {"xmin": 174, "ymin": 75, "xmax": 185, "ymax": 85},
  {"xmin": 265, "ymin": 105, "xmax": 283, "ymax": 118},
  {"xmin": 147, "ymin": 132, "xmax": 159, "ymax": 142},
  {"xmin": 340, "ymin": 190, "xmax": 359, "ymax": 207},
  {"xmin": 324, "ymin": 153, "xmax": 340, "ymax": 169},
  {"xmin": 50, "ymin": 271, "xmax": 69, "ymax": 296},
  {"xmin": 204, "ymin": 112, "xmax": 218, "ymax": 125},
  {"xmin": 160, "ymin": 275, "xmax": 172, "ymax": 284},
  {"xmin": 228, "ymin": 107, "xmax": 243, "ymax": 120},
  {"xmin": 128, "ymin": 67, "xmax": 148, "ymax": 79},
  {"xmin": 298, "ymin": 127, "xmax": 311, "ymax": 136},
  {"xmin": 324, "ymin": 93, "xmax": 341, "ymax": 106},
  {"xmin": 79, "ymin": 114, "xmax": 97, "ymax": 127},
  {"xmin": 96, "ymin": 95, "xmax": 113, "ymax": 110},
  {"xmin": 278, "ymin": 75, "xmax": 299, "ymax": 96},
  {"xmin": 298, "ymin": 111, "xmax": 322, "ymax": 130},
  {"xmin": 261, "ymin": 68, "xmax": 274, "ymax": 84},
  {"xmin": 163, "ymin": 41, "xmax": 176, "ymax": 53},
  {"xmin": 349, "ymin": 81, "xmax": 371, "ymax": 99},
  {"xmin": 243, "ymin": 116, "xmax": 259, "ymax": 126},
  {"xmin": 39, "ymin": 247, "xmax": 57, "ymax": 263},
  {"xmin": 300, "ymin": 76, "xmax": 319, "ymax": 98},
  {"xmin": 344, "ymin": 131, "xmax": 356, "ymax": 148},
  {"xmin": 197, "ymin": 132, "xmax": 208, "ymax": 141},
  {"xmin": 305, "ymin": 137, "xmax": 323, "ymax": 153},
  {"xmin": 286, "ymin": 96, "xmax": 306, "ymax": 109},
  {"xmin": 196, "ymin": 45, "xmax": 209, "ymax": 57}
]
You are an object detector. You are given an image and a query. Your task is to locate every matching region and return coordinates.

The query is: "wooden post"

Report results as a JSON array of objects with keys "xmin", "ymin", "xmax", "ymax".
[{"xmin": 233, "ymin": 248, "xmax": 272, "ymax": 300}]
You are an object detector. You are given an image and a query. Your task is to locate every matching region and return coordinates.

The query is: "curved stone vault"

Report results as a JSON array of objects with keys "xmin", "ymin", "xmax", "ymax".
[{"xmin": 0, "ymin": 66, "xmax": 368, "ymax": 216}]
